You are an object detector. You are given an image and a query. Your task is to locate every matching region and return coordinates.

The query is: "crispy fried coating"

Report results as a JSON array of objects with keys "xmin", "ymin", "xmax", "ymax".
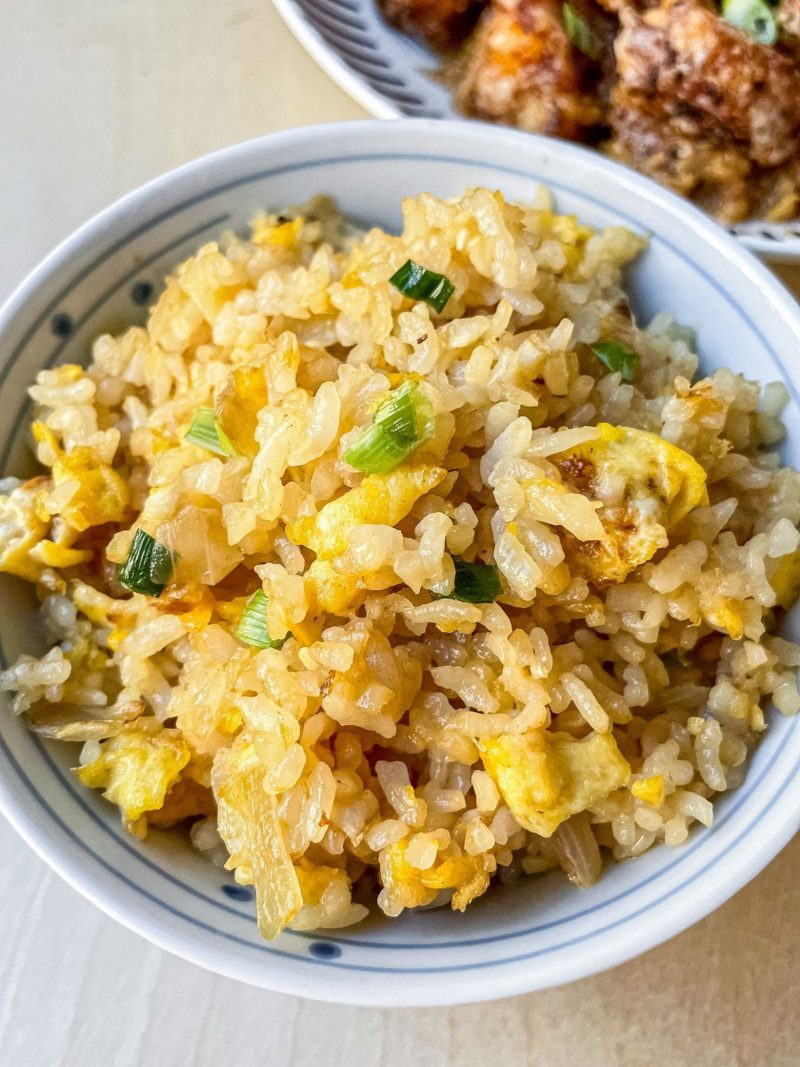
[
  {"xmin": 614, "ymin": 1, "xmax": 800, "ymax": 166},
  {"xmin": 455, "ymin": 0, "xmax": 610, "ymax": 139}
]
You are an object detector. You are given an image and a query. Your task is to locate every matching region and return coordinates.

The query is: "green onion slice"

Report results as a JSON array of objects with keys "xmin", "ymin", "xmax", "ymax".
[
  {"xmin": 344, "ymin": 379, "xmax": 435, "ymax": 473},
  {"xmin": 184, "ymin": 407, "xmax": 238, "ymax": 458},
  {"xmin": 389, "ymin": 259, "xmax": 454, "ymax": 313},
  {"xmin": 448, "ymin": 557, "xmax": 503, "ymax": 604},
  {"xmin": 590, "ymin": 340, "xmax": 640, "ymax": 383},
  {"xmin": 563, "ymin": 3, "xmax": 601, "ymax": 59},
  {"xmin": 235, "ymin": 589, "xmax": 288, "ymax": 649},
  {"xmin": 722, "ymin": 0, "xmax": 777, "ymax": 44},
  {"xmin": 118, "ymin": 529, "xmax": 174, "ymax": 597}
]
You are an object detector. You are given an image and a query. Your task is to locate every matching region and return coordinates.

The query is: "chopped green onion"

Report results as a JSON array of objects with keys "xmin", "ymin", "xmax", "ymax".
[
  {"xmin": 235, "ymin": 589, "xmax": 287, "ymax": 649},
  {"xmin": 389, "ymin": 259, "xmax": 454, "ymax": 313},
  {"xmin": 590, "ymin": 340, "xmax": 640, "ymax": 383},
  {"xmin": 184, "ymin": 407, "xmax": 238, "ymax": 458},
  {"xmin": 563, "ymin": 3, "xmax": 601, "ymax": 59},
  {"xmin": 448, "ymin": 557, "xmax": 503, "ymax": 604},
  {"xmin": 722, "ymin": 0, "xmax": 777, "ymax": 43},
  {"xmin": 118, "ymin": 529, "xmax": 173, "ymax": 597},
  {"xmin": 344, "ymin": 379, "xmax": 435, "ymax": 473}
]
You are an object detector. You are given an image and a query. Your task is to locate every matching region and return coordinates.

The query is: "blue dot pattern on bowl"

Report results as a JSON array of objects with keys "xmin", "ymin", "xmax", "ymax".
[
  {"xmin": 50, "ymin": 313, "xmax": 73, "ymax": 338},
  {"xmin": 222, "ymin": 883, "xmax": 255, "ymax": 902},
  {"xmin": 221, "ymin": 884, "xmax": 343, "ymax": 958},
  {"xmin": 130, "ymin": 281, "xmax": 154, "ymax": 306},
  {"xmin": 309, "ymin": 941, "xmax": 342, "ymax": 960}
]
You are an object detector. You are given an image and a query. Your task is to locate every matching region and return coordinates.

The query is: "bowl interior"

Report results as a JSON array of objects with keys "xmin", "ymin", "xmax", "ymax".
[{"xmin": 1, "ymin": 121, "xmax": 799, "ymax": 1005}]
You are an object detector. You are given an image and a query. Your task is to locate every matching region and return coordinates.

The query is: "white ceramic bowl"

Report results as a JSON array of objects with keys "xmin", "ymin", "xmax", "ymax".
[{"xmin": 1, "ymin": 119, "xmax": 800, "ymax": 1007}]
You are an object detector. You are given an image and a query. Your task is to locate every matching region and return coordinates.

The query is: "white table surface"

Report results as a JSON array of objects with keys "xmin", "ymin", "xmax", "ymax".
[{"xmin": 2, "ymin": 3, "xmax": 799, "ymax": 1064}]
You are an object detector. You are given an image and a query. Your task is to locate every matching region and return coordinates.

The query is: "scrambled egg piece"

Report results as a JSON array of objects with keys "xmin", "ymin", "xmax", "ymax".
[
  {"xmin": 552, "ymin": 424, "xmax": 708, "ymax": 583},
  {"xmin": 28, "ymin": 540, "xmax": 92, "ymax": 568},
  {"xmin": 631, "ymin": 774, "xmax": 665, "ymax": 807},
  {"xmin": 293, "ymin": 862, "xmax": 361, "ymax": 922},
  {"xmin": 304, "ymin": 558, "xmax": 398, "ymax": 615},
  {"xmin": 768, "ymin": 548, "xmax": 800, "ymax": 610},
  {"xmin": 77, "ymin": 724, "xmax": 190, "ymax": 827},
  {"xmin": 420, "ymin": 853, "xmax": 493, "ymax": 912},
  {"xmin": 166, "ymin": 588, "xmax": 215, "ymax": 632},
  {"xmin": 51, "ymin": 456, "xmax": 130, "ymax": 532},
  {"xmin": 288, "ymin": 465, "xmax": 446, "ymax": 560},
  {"xmin": 538, "ymin": 211, "xmax": 594, "ymax": 271},
  {"xmin": 304, "ymin": 560, "xmax": 360, "ymax": 615},
  {"xmin": 216, "ymin": 363, "xmax": 269, "ymax": 457},
  {"xmin": 34, "ymin": 423, "xmax": 130, "ymax": 532},
  {"xmin": 478, "ymin": 729, "xmax": 631, "ymax": 837},
  {"xmin": 380, "ymin": 839, "xmax": 438, "ymax": 909},
  {"xmin": 251, "ymin": 216, "xmax": 304, "ymax": 248},
  {"xmin": 295, "ymin": 862, "xmax": 347, "ymax": 906},
  {"xmin": 0, "ymin": 480, "xmax": 49, "ymax": 580},
  {"xmin": 214, "ymin": 744, "xmax": 302, "ymax": 940},
  {"xmin": 700, "ymin": 596, "xmax": 747, "ymax": 641},
  {"xmin": 379, "ymin": 841, "xmax": 493, "ymax": 913}
]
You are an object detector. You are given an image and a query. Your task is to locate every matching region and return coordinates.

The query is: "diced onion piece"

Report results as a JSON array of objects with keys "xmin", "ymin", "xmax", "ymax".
[
  {"xmin": 722, "ymin": 0, "xmax": 777, "ymax": 44},
  {"xmin": 447, "ymin": 557, "xmax": 503, "ymax": 604},
  {"xmin": 235, "ymin": 589, "xmax": 287, "ymax": 649},
  {"xmin": 344, "ymin": 380, "xmax": 435, "ymax": 474},
  {"xmin": 562, "ymin": 3, "xmax": 601, "ymax": 58},
  {"xmin": 184, "ymin": 406, "xmax": 238, "ymax": 457},
  {"xmin": 590, "ymin": 340, "xmax": 640, "ymax": 383},
  {"xmin": 215, "ymin": 763, "xmax": 302, "ymax": 940},
  {"xmin": 553, "ymin": 812, "xmax": 602, "ymax": 887},
  {"xmin": 389, "ymin": 259, "xmax": 454, "ymax": 313},
  {"xmin": 118, "ymin": 529, "xmax": 173, "ymax": 597}
]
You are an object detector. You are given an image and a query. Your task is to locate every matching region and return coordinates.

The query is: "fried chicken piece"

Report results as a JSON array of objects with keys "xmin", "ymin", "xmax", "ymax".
[
  {"xmin": 607, "ymin": 0, "xmax": 800, "ymax": 221},
  {"xmin": 614, "ymin": 0, "xmax": 800, "ymax": 167},
  {"xmin": 378, "ymin": 0, "xmax": 487, "ymax": 50},
  {"xmin": 607, "ymin": 86, "xmax": 755, "ymax": 221},
  {"xmin": 609, "ymin": 83, "xmax": 800, "ymax": 223},
  {"xmin": 454, "ymin": 0, "xmax": 609, "ymax": 139}
]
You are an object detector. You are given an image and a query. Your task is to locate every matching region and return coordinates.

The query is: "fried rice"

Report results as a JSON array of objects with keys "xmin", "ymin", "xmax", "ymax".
[{"xmin": 1, "ymin": 187, "xmax": 799, "ymax": 939}]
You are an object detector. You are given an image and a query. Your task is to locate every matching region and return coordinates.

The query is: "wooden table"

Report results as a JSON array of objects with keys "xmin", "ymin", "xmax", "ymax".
[{"xmin": 1, "ymin": 3, "xmax": 798, "ymax": 1064}]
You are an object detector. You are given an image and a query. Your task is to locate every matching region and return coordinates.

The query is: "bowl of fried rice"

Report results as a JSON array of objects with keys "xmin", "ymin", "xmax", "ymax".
[{"xmin": 1, "ymin": 119, "xmax": 800, "ymax": 1005}]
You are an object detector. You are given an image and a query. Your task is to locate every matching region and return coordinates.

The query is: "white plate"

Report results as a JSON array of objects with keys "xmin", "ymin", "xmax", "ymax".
[
  {"xmin": 273, "ymin": 0, "xmax": 800, "ymax": 263},
  {"xmin": 2, "ymin": 120, "xmax": 800, "ymax": 1005}
]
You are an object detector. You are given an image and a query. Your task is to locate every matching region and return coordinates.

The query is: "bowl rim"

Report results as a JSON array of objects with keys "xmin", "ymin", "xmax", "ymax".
[{"xmin": 1, "ymin": 118, "xmax": 800, "ymax": 1006}]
